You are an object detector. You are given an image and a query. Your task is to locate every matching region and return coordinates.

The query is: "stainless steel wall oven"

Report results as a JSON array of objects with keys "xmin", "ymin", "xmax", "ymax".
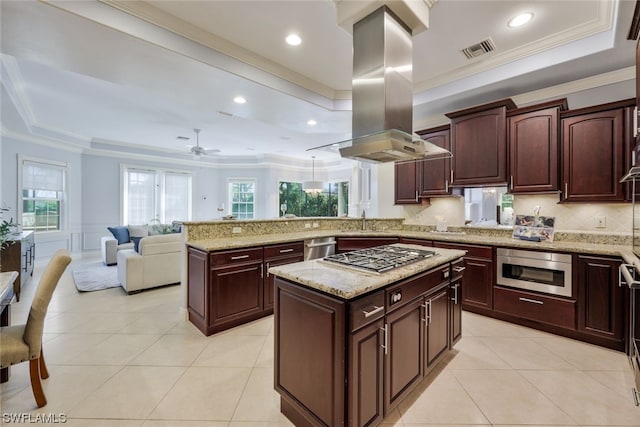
[{"xmin": 497, "ymin": 248, "xmax": 573, "ymax": 298}]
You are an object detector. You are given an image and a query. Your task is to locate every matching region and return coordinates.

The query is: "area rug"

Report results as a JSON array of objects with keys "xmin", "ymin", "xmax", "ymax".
[{"xmin": 72, "ymin": 262, "xmax": 120, "ymax": 292}]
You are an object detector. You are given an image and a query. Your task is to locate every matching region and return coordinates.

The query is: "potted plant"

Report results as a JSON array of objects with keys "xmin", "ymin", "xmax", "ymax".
[{"xmin": 0, "ymin": 207, "xmax": 19, "ymax": 250}]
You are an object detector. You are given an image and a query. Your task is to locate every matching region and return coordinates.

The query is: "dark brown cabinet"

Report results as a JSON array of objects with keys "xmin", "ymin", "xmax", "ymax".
[
  {"xmin": 275, "ymin": 259, "xmax": 461, "ymax": 427},
  {"xmin": 577, "ymin": 255, "xmax": 626, "ymax": 350},
  {"xmin": 337, "ymin": 237, "xmax": 399, "ymax": 252},
  {"xmin": 263, "ymin": 242, "xmax": 304, "ymax": 312},
  {"xmin": 394, "ymin": 126, "xmax": 451, "ymax": 204},
  {"xmin": 560, "ymin": 100, "xmax": 635, "ymax": 203},
  {"xmin": 446, "ymin": 99, "xmax": 516, "ymax": 187},
  {"xmin": 187, "ymin": 242, "xmax": 303, "ymax": 336},
  {"xmin": 0, "ymin": 231, "xmax": 35, "ymax": 301},
  {"xmin": 424, "ymin": 286, "xmax": 450, "ymax": 369},
  {"xmin": 450, "ymin": 258, "xmax": 464, "ymax": 346},
  {"xmin": 507, "ymin": 99, "xmax": 566, "ymax": 193},
  {"xmin": 493, "ymin": 286, "xmax": 576, "ymax": 330},
  {"xmin": 433, "ymin": 242, "xmax": 494, "ymax": 314},
  {"xmin": 209, "ymin": 247, "xmax": 264, "ymax": 333},
  {"xmin": 394, "ymin": 160, "xmax": 420, "ymax": 204}
]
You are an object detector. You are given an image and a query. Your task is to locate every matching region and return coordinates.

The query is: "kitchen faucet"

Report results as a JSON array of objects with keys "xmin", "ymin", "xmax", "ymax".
[{"xmin": 361, "ymin": 210, "xmax": 366, "ymax": 230}]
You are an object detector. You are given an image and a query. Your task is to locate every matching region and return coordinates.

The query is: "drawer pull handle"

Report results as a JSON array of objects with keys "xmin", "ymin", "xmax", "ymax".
[
  {"xmin": 363, "ymin": 305, "xmax": 384, "ymax": 318},
  {"xmin": 519, "ymin": 297, "xmax": 543, "ymax": 305},
  {"xmin": 452, "ymin": 266, "xmax": 466, "ymax": 273},
  {"xmin": 279, "ymin": 248, "xmax": 294, "ymax": 253},
  {"xmin": 633, "ymin": 388, "xmax": 640, "ymax": 407},
  {"xmin": 231, "ymin": 255, "xmax": 250, "ymax": 260},
  {"xmin": 381, "ymin": 325, "xmax": 388, "ymax": 355}
]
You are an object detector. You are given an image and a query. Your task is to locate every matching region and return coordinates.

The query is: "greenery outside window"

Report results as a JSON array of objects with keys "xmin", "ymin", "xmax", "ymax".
[
  {"xmin": 21, "ymin": 159, "xmax": 66, "ymax": 232},
  {"xmin": 229, "ymin": 180, "xmax": 255, "ymax": 219},
  {"xmin": 279, "ymin": 181, "xmax": 349, "ymax": 217}
]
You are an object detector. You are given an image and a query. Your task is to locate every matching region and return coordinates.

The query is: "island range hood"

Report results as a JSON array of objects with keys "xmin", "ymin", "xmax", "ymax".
[{"xmin": 311, "ymin": 6, "xmax": 452, "ymax": 163}]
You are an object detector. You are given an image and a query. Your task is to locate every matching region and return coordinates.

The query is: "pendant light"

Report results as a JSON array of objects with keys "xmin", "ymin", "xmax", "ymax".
[{"xmin": 303, "ymin": 156, "xmax": 324, "ymax": 194}]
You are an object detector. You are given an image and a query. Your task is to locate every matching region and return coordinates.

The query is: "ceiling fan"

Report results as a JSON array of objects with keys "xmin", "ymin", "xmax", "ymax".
[{"xmin": 189, "ymin": 128, "xmax": 220, "ymax": 158}]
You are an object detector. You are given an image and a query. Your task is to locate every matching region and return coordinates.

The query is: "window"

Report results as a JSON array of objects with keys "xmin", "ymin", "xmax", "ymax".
[
  {"xmin": 279, "ymin": 181, "xmax": 349, "ymax": 217},
  {"xmin": 228, "ymin": 180, "xmax": 255, "ymax": 219},
  {"xmin": 21, "ymin": 159, "xmax": 67, "ymax": 232},
  {"xmin": 122, "ymin": 166, "xmax": 192, "ymax": 224}
]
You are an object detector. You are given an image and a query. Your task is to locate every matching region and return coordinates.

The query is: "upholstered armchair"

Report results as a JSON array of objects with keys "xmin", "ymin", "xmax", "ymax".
[{"xmin": 0, "ymin": 249, "xmax": 71, "ymax": 407}]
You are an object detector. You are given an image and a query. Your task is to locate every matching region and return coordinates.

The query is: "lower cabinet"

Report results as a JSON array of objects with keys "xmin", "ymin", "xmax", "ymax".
[
  {"xmin": 275, "ymin": 262, "xmax": 460, "ymax": 427},
  {"xmin": 433, "ymin": 242, "xmax": 494, "ymax": 314},
  {"xmin": 337, "ymin": 237, "xmax": 400, "ymax": 252},
  {"xmin": 577, "ymin": 255, "xmax": 626, "ymax": 350},
  {"xmin": 187, "ymin": 242, "xmax": 303, "ymax": 336},
  {"xmin": 0, "ymin": 231, "xmax": 35, "ymax": 301}
]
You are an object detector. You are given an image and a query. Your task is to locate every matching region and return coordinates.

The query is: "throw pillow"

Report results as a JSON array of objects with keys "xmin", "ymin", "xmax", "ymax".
[
  {"xmin": 128, "ymin": 224, "xmax": 149, "ymax": 238},
  {"xmin": 131, "ymin": 236, "xmax": 143, "ymax": 253},
  {"xmin": 107, "ymin": 226, "xmax": 130, "ymax": 245}
]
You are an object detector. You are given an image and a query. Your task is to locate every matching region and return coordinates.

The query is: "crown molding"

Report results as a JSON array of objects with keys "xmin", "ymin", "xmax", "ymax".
[
  {"xmin": 1, "ymin": 128, "xmax": 84, "ymax": 153},
  {"xmin": 1, "ymin": 55, "xmax": 37, "ymax": 130}
]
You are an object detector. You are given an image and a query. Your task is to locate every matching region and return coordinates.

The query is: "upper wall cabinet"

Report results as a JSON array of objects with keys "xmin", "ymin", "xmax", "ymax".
[
  {"xmin": 394, "ymin": 125, "xmax": 451, "ymax": 204},
  {"xmin": 560, "ymin": 99, "xmax": 635, "ymax": 203},
  {"xmin": 446, "ymin": 99, "xmax": 517, "ymax": 187},
  {"xmin": 507, "ymin": 99, "xmax": 567, "ymax": 194}
]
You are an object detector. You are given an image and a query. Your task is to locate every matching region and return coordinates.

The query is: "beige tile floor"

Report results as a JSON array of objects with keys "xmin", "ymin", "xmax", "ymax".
[{"xmin": 1, "ymin": 254, "xmax": 639, "ymax": 426}]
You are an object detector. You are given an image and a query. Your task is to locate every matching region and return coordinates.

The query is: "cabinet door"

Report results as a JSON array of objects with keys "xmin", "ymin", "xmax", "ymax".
[
  {"xmin": 577, "ymin": 255, "xmax": 626, "ymax": 350},
  {"xmin": 187, "ymin": 247, "xmax": 209, "ymax": 334},
  {"xmin": 509, "ymin": 107, "xmax": 559, "ymax": 193},
  {"xmin": 384, "ymin": 298, "xmax": 423, "ymax": 413},
  {"xmin": 210, "ymin": 261, "xmax": 264, "ymax": 329},
  {"xmin": 425, "ymin": 286, "xmax": 450, "ymax": 370},
  {"xmin": 461, "ymin": 257, "xmax": 494, "ymax": 311},
  {"xmin": 264, "ymin": 254, "xmax": 303, "ymax": 311},
  {"xmin": 349, "ymin": 318, "xmax": 384, "ymax": 427},
  {"xmin": 394, "ymin": 161, "xmax": 420, "ymax": 204},
  {"xmin": 561, "ymin": 108, "xmax": 626, "ymax": 202},
  {"xmin": 450, "ymin": 106, "xmax": 508, "ymax": 186},
  {"xmin": 417, "ymin": 127, "xmax": 451, "ymax": 197},
  {"xmin": 450, "ymin": 278, "xmax": 462, "ymax": 346}
]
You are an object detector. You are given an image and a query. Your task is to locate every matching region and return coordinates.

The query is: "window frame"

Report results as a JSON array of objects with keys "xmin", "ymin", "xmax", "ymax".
[
  {"xmin": 18, "ymin": 155, "xmax": 68, "ymax": 235},
  {"xmin": 278, "ymin": 179, "xmax": 349, "ymax": 218},
  {"xmin": 227, "ymin": 178, "xmax": 256, "ymax": 220},
  {"xmin": 120, "ymin": 164, "xmax": 193, "ymax": 225}
]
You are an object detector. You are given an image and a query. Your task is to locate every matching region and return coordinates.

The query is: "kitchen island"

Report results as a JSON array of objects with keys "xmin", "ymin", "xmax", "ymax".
[{"xmin": 269, "ymin": 245, "xmax": 466, "ymax": 427}]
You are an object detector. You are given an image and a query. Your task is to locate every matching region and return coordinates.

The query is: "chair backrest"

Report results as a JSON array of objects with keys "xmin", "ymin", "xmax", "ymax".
[{"xmin": 22, "ymin": 249, "xmax": 71, "ymax": 357}]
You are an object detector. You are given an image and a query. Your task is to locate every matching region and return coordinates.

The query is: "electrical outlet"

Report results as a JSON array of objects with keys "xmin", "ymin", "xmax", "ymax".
[
  {"xmin": 595, "ymin": 216, "xmax": 606, "ymax": 228},
  {"xmin": 232, "ymin": 226, "xmax": 242, "ymax": 234},
  {"xmin": 305, "ymin": 223, "xmax": 311, "ymax": 229}
]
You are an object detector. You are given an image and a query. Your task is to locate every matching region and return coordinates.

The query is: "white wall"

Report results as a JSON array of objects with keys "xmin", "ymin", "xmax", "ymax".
[{"xmin": 1, "ymin": 135, "xmax": 83, "ymax": 257}]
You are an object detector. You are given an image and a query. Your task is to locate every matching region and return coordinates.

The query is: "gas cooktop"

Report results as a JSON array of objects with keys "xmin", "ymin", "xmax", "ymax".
[{"xmin": 321, "ymin": 245, "xmax": 436, "ymax": 274}]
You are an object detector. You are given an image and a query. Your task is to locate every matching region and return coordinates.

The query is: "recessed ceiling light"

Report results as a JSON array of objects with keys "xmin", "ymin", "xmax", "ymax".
[
  {"xmin": 307, "ymin": 119, "xmax": 317, "ymax": 126},
  {"xmin": 286, "ymin": 33, "xmax": 302, "ymax": 46},
  {"xmin": 508, "ymin": 12, "xmax": 533, "ymax": 28},
  {"xmin": 233, "ymin": 96, "xmax": 246, "ymax": 104}
]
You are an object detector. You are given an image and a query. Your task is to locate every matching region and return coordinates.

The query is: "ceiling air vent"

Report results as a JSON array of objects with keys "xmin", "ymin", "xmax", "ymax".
[{"xmin": 461, "ymin": 37, "xmax": 496, "ymax": 59}]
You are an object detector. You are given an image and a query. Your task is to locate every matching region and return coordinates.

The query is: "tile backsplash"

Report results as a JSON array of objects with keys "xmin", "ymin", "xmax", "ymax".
[{"xmin": 404, "ymin": 193, "xmax": 632, "ymax": 235}]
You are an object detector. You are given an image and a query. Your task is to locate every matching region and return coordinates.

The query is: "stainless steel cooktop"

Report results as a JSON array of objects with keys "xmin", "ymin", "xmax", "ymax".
[{"xmin": 321, "ymin": 245, "xmax": 436, "ymax": 274}]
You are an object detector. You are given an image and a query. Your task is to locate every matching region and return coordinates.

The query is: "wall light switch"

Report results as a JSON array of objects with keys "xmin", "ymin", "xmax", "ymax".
[
  {"xmin": 232, "ymin": 227, "xmax": 242, "ymax": 234},
  {"xmin": 313, "ymin": 222, "xmax": 319, "ymax": 228},
  {"xmin": 595, "ymin": 216, "xmax": 606, "ymax": 228}
]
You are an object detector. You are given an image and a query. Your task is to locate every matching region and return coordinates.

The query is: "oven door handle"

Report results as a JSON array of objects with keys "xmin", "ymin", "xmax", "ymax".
[{"xmin": 619, "ymin": 264, "xmax": 640, "ymax": 289}]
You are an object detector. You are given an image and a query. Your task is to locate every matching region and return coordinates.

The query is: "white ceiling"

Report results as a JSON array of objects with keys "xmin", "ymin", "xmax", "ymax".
[{"xmin": 0, "ymin": 0, "xmax": 637, "ymax": 163}]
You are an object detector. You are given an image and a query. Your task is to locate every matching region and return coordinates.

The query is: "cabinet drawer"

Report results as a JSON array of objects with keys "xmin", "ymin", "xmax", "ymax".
[
  {"xmin": 264, "ymin": 241, "xmax": 304, "ymax": 259},
  {"xmin": 451, "ymin": 258, "xmax": 465, "ymax": 280},
  {"xmin": 350, "ymin": 291, "xmax": 385, "ymax": 332},
  {"xmin": 494, "ymin": 286, "xmax": 576, "ymax": 329},
  {"xmin": 210, "ymin": 247, "xmax": 263, "ymax": 266},
  {"xmin": 433, "ymin": 242, "xmax": 492, "ymax": 259},
  {"xmin": 386, "ymin": 265, "xmax": 449, "ymax": 311}
]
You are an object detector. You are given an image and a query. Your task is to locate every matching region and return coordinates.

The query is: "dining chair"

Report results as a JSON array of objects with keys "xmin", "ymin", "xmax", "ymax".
[{"xmin": 0, "ymin": 249, "xmax": 71, "ymax": 408}]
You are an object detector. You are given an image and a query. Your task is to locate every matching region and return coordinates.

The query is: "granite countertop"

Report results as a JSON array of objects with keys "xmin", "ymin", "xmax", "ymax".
[
  {"xmin": 268, "ymin": 246, "xmax": 466, "ymax": 299},
  {"xmin": 186, "ymin": 228, "xmax": 629, "ymax": 258}
]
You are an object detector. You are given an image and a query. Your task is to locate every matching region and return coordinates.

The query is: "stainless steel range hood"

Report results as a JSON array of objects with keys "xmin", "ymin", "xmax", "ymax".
[{"xmin": 310, "ymin": 6, "xmax": 452, "ymax": 163}]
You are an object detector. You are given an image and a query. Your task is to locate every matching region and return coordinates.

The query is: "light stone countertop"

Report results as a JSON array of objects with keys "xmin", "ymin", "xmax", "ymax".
[
  {"xmin": 267, "ymin": 246, "xmax": 466, "ymax": 300},
  {"xmin": 186, "ymin": 229, "xmax": 629, "ymax": 258}
]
